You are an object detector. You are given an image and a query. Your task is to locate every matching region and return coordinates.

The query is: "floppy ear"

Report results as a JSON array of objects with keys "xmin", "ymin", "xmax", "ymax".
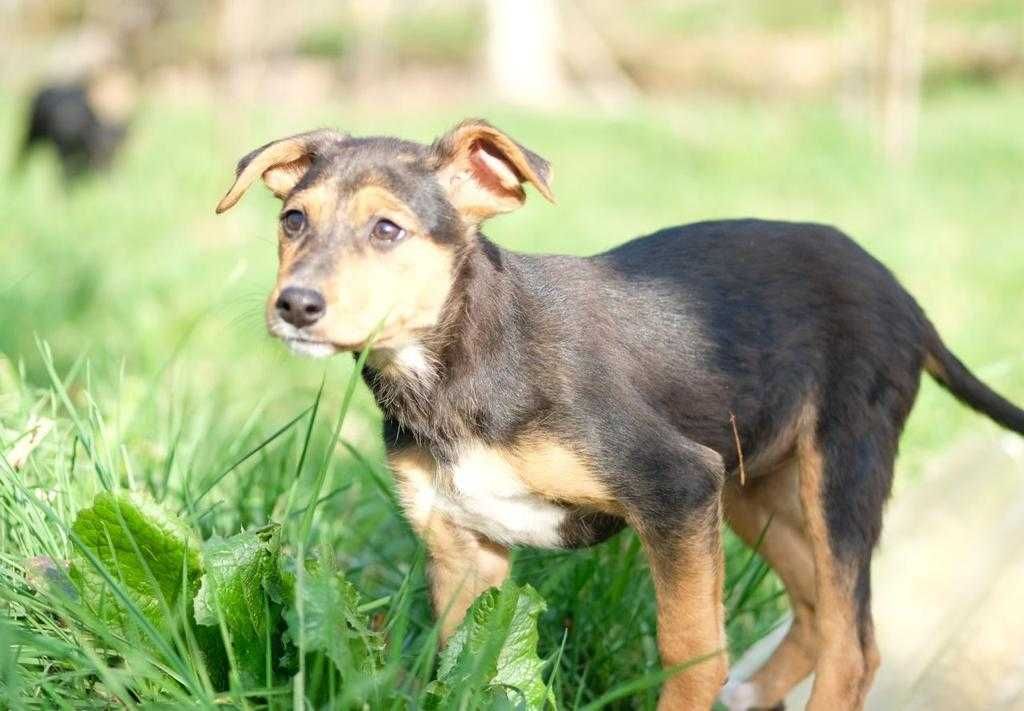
[
  {"xmin": 431, "ymin": 119, "xmax": 554, "ymax": 223},
  {"xmin": 215, "ymin": 129, "xmax": 341, "ymax": 214}
]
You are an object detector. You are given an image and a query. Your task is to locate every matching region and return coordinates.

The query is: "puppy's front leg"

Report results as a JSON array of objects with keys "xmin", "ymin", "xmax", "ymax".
[
  {"xmin": 389, "ymin": 445, "xmax": 510, "ymax": 641},
  {"xmin": 427, "ymin": 528, "xmax": 510, "ymax": 641},
  {"xmin": 628, "ymin": 437, "xmax": 728, "ymax": 710},
  {"xmin": 645, "ymin": 520, "xmax": 727, "ymax": 710}
]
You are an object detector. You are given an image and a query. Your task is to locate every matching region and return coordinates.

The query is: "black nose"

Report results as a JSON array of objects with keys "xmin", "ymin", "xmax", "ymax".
[{"xmin": 275, "ymin": 287, "xmax": 326, "ymax": 328}]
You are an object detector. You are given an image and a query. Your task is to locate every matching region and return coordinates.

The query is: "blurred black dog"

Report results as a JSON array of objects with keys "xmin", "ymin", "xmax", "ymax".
[{"xmin": 17, "ymin": 76, "xmax": 132, "ymax": 180}]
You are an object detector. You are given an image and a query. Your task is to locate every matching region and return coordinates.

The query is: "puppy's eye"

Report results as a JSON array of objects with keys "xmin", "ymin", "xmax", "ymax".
[
  {"xmin": 281, "ymin": 209, "xmax": 306, "ymax": 235},
  {"xmin": 370, "ymin": 218, "xmax": 406, "ymax": 245}
]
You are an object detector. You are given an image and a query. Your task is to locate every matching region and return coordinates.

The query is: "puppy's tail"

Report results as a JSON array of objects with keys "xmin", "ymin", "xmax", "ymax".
[{"xmin": 925, "ymin": 326, "xmax": 1024, "ymax": 435}]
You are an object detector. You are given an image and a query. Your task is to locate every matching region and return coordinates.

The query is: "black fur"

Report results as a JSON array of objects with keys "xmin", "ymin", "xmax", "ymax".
[
  {"xmin": 367, "ymin": 216, "xmax": 1024, "ymax": 662},
  {"xmin": 367, "ymin": 217, "xmax": 1023, "ymax": 541}
]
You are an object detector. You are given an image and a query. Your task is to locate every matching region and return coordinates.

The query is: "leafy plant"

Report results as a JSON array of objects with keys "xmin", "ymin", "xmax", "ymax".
[
  {"xmin": 281, "ymin": 555, "xmax": 383, "ymax": 674},
  {"xmin": 428, "ymin": 581, "xmax": 553, "ymax": 709},
  {"xmin": 193, "ymin": 523, "xmax": 285, "ymax": 688},
  {"xmin": 52, "ymin": 485, "xmax": 554, "ymax": 707},
  {"xmin": 70, "ymin": 491, "xmax": 201, "ymax": 636}
]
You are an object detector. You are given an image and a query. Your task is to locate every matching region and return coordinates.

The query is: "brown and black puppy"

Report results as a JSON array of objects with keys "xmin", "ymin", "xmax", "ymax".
[{"xmin": 216, "ymin": 121, "xmax": 1024, "ymax": 711}]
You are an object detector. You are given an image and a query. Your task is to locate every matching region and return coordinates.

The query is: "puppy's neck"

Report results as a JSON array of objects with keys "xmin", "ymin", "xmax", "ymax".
[
  {"xmin": 365, "ymin": 342, "xmax": 436, "ymax": 385},
  {"xmin": 363, "ymin": 236, "xmax": 525, "ymax": 450}
]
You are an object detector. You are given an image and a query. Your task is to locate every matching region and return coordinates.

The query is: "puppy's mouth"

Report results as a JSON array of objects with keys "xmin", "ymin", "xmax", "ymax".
[
  {"xmin": 282, "ymin": 337, "xmax": 343, "ymax": 359},
  {"xmin": 269, "ymin": 322, "xmax": 365, "ymax": 358}
]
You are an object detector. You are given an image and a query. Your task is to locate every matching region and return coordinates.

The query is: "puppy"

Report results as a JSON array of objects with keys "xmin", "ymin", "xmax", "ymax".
[{"xmin": 216, "ymin": 120, "xmax": 1024, "ymax": 710}]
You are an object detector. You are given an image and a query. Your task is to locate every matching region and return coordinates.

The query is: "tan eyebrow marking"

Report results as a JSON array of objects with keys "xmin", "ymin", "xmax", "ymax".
[
  {"xmin": 346, "ymin": 184, "xmax": 422, "ymax": 232},
  {"xmin": 285, "ymin": 179, "xmax": 338, "ymax": 225}
]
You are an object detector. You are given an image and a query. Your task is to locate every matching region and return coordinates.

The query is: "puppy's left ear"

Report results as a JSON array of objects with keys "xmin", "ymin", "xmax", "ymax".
[
  {"xmin": 431, "ymin": 119, "xmax": 554, "ymax": 224},
  {"xmin": 215, "ymin": 129, "xmax": 341, "ymax": 214}
]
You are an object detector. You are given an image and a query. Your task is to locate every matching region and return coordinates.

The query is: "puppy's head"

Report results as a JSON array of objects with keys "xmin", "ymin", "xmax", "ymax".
[{"xmin": 216, "ymin": 120, "xmax": 553, "ymax": 358}]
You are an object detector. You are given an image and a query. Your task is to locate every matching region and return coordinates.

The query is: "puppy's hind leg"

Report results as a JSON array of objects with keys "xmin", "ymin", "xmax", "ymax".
[
  {"xmin": 721, "ymin": 464, "xmax": 819, "ymax": 711},
  {"xmin": 798, "ymin": 425, "xmax": 888, "ymax": 711}
]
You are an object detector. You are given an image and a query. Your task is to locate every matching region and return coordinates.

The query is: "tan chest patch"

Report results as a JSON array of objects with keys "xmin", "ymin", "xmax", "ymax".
[
  {"xmin": 389, "ymin": 438, "xmax": 619, "ymax": 549},
  {"xmin": 503, "ymin": 438, "xmax": 622, "ymax": 513}
]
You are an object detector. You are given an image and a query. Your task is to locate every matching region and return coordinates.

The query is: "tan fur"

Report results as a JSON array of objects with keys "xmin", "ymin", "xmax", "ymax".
[
  {"xmin": 317, "ymin": 236, "xmax": 455, "ymax": 348},
  {"xmin": 434, "ymin": 122, "xmax": 554, "ymax": 223},
  {"xmin": 797, "ymin": 427, "xmax": 875, "ymax": 710},
  {"xmin": 722, "ymin": 401, "xmax": 881, "ymax": 710},
  {"xmin": 724, "ymin": 461, "xmax": 819, "ymax": 707},
  {"xmin": 267, "ymin": 182, "xmax": 457, "ymax": 350},
  {"xmin": 505, "ymin": 437, "xmax": 623, "ymax": 513},
  {"xmin": 389, "ymin": 446, "xmax": 510, "ymax": 640},
  {"xmin": 435, "ymin": 160, "xmax": 522, "ymax": 222},
  {"xmin": 388, "ymin": 437, "xmax": 622, "ymax": 635},
  {"xmin": 284, "ymin": 180, "xmax": 339, "ymax": 231},
  {"xmin": 345, "ymin": 184, "xmax": 424, "ymax": 233},
  {"xmin": 216, "ymin": 137, "xmax": 314, "ymax": 213},
  {"xmin": 923, "ymin": 352, "xmax": 947, "ymax": 382},
  {"xmin": 739, "ymin": 405, "xmax": 812, "ymax": 479},
  {"xmin": 645, "ymin": 518, "xmax": 728, "ymax": 711},
  {"xmin": 263, "ymin": 156, "xmax": 314, "ymax": 198},
  {"xmin": 394, "ymin": 433, "xmax": 618, "ymax": 514},
  {"xmin": 270, "ymin": 181, "xmax": 341, "ymax": 286}
]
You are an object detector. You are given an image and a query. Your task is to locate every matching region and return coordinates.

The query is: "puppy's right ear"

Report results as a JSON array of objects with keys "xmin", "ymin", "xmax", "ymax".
[{"xmin": 215, "ymin": 129, "xmax": 342, "ymax": 214}]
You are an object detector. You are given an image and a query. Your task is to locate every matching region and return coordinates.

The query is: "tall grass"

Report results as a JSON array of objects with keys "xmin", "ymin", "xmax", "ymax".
[{"xmin": 0, "ymin": 344, "xmax": 782, "ymax": 708}]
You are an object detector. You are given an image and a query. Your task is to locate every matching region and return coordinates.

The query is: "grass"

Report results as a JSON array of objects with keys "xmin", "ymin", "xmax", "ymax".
[
  {"xmin": 630, "ymin": 0, "xmax": 1021, "ymax": 34},
  {"xmin": 1, "ymin": 85, "xmax": 1022, "ymax": 708}
]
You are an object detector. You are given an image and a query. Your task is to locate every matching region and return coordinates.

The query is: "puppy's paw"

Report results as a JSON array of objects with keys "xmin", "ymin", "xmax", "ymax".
[{"xmin": 719, "ymin": 680, "xmax": 784, "ymax": 711}]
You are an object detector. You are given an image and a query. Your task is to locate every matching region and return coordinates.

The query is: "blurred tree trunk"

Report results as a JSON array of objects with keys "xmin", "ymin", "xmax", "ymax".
[
  {"xmin": 839, "ymin": 0, "xmax": 875, "ymax": 122},
  {"xmin": 216, "ymin": 0, "xmax": 269, "ymax": 100},
  {"xmin": 879, "ymin": 0, "xmax": 925, "ymax": 163},
  {"xmin": 484, "ymin": 0, "xmax": 568, "ymax": 106},
  {"xmin": 840, "ymin": 0, "xmax": 926, "ymax": 164},
  {"xmin": 351, "ymin": 0, "xmax": 391, "ymax": 96},
  {"xmin": 560, "ymin": 0, "xmax": 640, "ymax": 110}
]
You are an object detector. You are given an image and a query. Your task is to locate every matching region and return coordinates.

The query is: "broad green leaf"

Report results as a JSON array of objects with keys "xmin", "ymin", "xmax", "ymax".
[
  {"xmin": 282, "ymin": 556, "xmax": 383, "ymax": 677},
  {"xmin": 430, "ymin": 582, "xmax": 552, "ymax": 710},
  {"xmin": 193, "ymin": 523, "xmax": 283, "ymax": 688},
  {"xmin": 69, "ymin": 491, "xmax": 201, "ymax": 633}
]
